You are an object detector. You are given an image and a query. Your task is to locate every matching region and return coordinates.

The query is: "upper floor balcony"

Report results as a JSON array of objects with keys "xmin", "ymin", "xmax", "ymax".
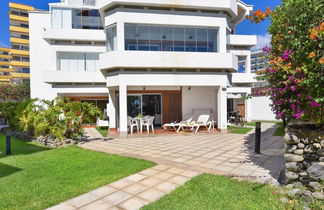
[
  {"xmin": 43, "ymin": 28, "xmax": 105, "ymax": 42},
  {"xmin": 228, "ymin": 35, "xmax": 257, "ymax": 47}
]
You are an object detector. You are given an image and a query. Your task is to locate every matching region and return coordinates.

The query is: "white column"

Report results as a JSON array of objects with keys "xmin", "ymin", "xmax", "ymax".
[
  {"xmin": 219, "ymin": 25, "xmax": 227, "ymax": 53},
  {"xmin": 217, "ymin": 86, "xmax": 227, "ymax": 131},
  {"xmin": 245, "ymin": 97, "xmax": 252, "ymax": 122},
  {"xmin": 107, "ymin": 88, "xmax": 116, "ymax": 129},
  {"xmin": 119, "ymin": 84, "xmax": 128, "ymax": 137},
  {"xmin": 245, "ymin": 52, "xmax": 251, "ymax": 73},
  {"xmin": 116, "ymin": 20, "xmax": 125, "ymax": 51}
]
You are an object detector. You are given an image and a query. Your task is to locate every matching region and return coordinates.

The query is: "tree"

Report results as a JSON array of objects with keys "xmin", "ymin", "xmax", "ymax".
[
  {"xmin": 247, "ymin": 0, "xmax": 324, "ymax": 124},
  {"xmin": 0, "ymin": 82, "xmax": 30, "ymax": 102}
]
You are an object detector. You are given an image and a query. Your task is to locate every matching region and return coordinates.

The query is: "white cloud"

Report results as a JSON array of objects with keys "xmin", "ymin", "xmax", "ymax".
[
  {"xmin": 251, "ymin": 33, "xmax": 271, "ymax": 52},
  {"xmin": 0, "ymin": 40, "xmax": 9, "ymax": 48}
]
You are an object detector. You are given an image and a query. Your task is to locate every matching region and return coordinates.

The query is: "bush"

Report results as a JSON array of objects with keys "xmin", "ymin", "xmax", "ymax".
[{"xmin": 1, "ymin": 97, "xmax": 103, "ymax": 141}]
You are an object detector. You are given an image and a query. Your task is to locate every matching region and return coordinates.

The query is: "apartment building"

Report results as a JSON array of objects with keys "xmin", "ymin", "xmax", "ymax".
[
  {"xmin": 30, "ymin": 0, "xmax": 257, "ymax": 136},
  {"xmin": 0, "ymin": 47, "xmax": 12, "ymax": 83}
]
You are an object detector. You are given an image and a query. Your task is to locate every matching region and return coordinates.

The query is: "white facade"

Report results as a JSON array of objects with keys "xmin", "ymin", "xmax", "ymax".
[{"xmin": 30, "ymin": 0, "xmax": 257, "ymax": 136}]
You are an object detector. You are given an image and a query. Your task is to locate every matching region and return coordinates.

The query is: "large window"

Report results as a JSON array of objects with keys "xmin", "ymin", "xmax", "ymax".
[
  {"xmin": 52, "ymin": 7, "xmax": 102, "ymax": 30},
  {"xmin": 57, "ymin": 52, "xmax": 99, "ymax": 72},
  {"xmin": 69, "ymin": 0, "xmax": 96, "ymax": 6},
  {"xmin": 106, "ymin": 24, "xmax": 117, "ymax": 51},
  {"xmin": 125, "ymin": 24, "xmax": 218, "ymax": 52}
]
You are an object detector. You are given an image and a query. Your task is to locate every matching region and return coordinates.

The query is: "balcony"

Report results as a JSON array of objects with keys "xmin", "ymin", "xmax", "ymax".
[
  {"xmin": 10, "ymin": 49, "xmax": 29, "ymax": 56},
  {"xmin": 43, "ymin": 28, "xmax": 105, "ymax": 42},
  {"xmin": 100, "ymin": 51, "xmax": 238, "ymax": 71},
  {"xmin": 0, "ymin": 75, "xmax": 12, "ymax": 80},
  {"xmin": 9, "ymin": 2, "xmax": 34, "ymax": 11},
  {"xmin": 10, "ymin": 26, "xmax": 29, "ymax": 34},
  {"xmin": 228, "ymin": 35, "xmax": 257, "ymax": 47},
  {"xmin": 11, "ymin": 72, "xmax": 30, "ymax": 79},
  {"xmin": 0, "ymin": 68, "xmax": 14, "ymax": 73},
  {"xmin": 11, "ymin": 61, "xmax": 30, "ymax": 67},
  {"xmin": 232, "ymin": 73, "xmax": 257, "ymax": 83},
  {"xmin": 0, "ymin": 54, "xmax": 12, "ymax": 59},
  {"xmin": 10, "ymin": 37, "xmax": 29, "ymax": 45},
  {"xmin": 9, "ymin": 14, "xmax": 28, "ymax": 22},
  {"xmin": 0, "ymin": 61, "xmax": 10, "ymax": 66},
  {"xmin": 43, "ymin": 71, "xmax": 106, "ymax": 83}
]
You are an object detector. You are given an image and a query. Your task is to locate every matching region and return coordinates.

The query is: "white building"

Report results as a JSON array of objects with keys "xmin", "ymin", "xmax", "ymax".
[{"xmin": 30, "ymin": 0, "xmax": 257, "ymax": 136}]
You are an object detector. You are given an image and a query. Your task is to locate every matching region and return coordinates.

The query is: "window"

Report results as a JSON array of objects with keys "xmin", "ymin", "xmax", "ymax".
[
  {"xmin": 57, "ymin": 52, "xmax": 99, "ymax": 72},
  {"xmin": 72, "ymin": 9, "xmax": 102, "ymax": 29},
  {"xmin": 124, "ymin": 24, "xmax": 218, "ymax": 53},
  {"xmin": 22, "ymin": 68, "xmax": 30, "ymax": 73},
  {"xmin": 69, "ymin": 0, "xmax": 96, "ymax": 6},
  {"xmin": 106, "ymin": 24, "xmax": 117, "ymax": 51}
]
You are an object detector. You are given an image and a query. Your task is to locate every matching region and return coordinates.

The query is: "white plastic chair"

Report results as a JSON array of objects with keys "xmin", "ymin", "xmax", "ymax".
[
  {"xmin": 140, "ymin": 116, "xmax": 155, "ymax": 134},
  {"xmin": 97, "ymin": 117, "xmax": 109, "ymax": 127},
  {"xmin": 192, "ymin": 115, "xmax": 210, "ymax": 132},
  {"xmin": 128, "ymin": 116, "xmax": 139, "ymax": 134}
]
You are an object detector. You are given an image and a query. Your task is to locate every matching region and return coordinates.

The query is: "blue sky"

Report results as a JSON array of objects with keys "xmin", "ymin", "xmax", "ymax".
[{"xmin": 0, "ymin": 0, "xmax": 281, "ymax": 49}]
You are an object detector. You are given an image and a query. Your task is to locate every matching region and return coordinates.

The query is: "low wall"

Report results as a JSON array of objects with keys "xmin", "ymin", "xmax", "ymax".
[{"xmin": 284, "ymin": 120, "xmax": 324, "ymax": 191}]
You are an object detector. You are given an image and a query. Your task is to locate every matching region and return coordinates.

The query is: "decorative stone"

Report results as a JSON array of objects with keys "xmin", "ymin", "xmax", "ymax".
[
  {"xmin": 304, "ymin": 145, "xmax": 315, "ymax": 154},
  {"xmin": 307, "ymin": 163, "xmax": 324, "ymax": 180},
  {"xmin": 285, "ymin": 162, "xmax": 302, "ymax": 172},
  {"xmin": 284, "ymin": 133, "xmax": 300, "ymax": 144},
  {"xmin": 313, "ymin": 143, "xmax": 321, "ymax": 149},
  {"xmin": 308, "ymin": 182, "xmax": 323, "ymax": 191},
  {"xmin": 297, "ymin": 143, "xmax": 305, "ymax": 149},
  {"xmin": 287, "ymin": 188, "xmax": 302, "ymax": 197},
  {"xmin": 301, "ymin": 138, "xmax": 311, "ymax": 144},
  {"xmin": 319, "ymin": 157, "xmax": 324, "ymax": 162},
  {"xmin": 312, "ymin": 192, "xmax": 324, "ymax": 200},
  {"xmin": 285, "ymin": 154, "xmax": 304, "ymax": 162},
  {"xmin": 293, "ymin": 149, "xmax": 304, "ymax": 155},
  {"xmin": 299, "ymin": 171, "xmax": 308, "ymax": 177},
  {"xmin": 304, "ymin": 154, "xmax": 318, "ymax": 161},
  {"xmin": 285, "ymin": 145, "xmax": 297, "ymax": 153},
  {"xmin": 316, "ymin": 149, "xmax": 324, "ymax": 156},
  {"xmin": 280, "ymin": 197, "xmax": 289, "ymax": 204},
  {"xmin": 285, "ymin": 171, "xmax": 299, "ymax": 180},
  {"xmin": 320, "ymin": 140, "xmax": 324, "ymax": 148},
  {"xmin": 293, "ymin": 182, "xmax": 303, "ymax": 188},
  {"xmin": 301, "ymin": 190, "xmax": 314, "ymax": 203}
]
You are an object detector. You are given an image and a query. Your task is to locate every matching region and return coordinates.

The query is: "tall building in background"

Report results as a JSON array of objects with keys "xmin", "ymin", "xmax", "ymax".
[
  {"xmin": 0, "ymin": 2, "xmax": 35, "ymax": 84},
  {"xmin": 0, "ymin": 47, "xmax": 12, "ymax": 83}
]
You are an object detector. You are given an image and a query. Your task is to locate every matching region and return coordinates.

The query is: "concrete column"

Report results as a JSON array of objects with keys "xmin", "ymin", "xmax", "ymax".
[
  {"xmin": 119, "ymin": 84, "xmax": 128, "ymax": 137},
  {"xmin": 245, "ymin": 98, "xmax": 252, "ymax": 122},
  {"xmin": 117, "ymin": 20, "xmax": 125, "ymax": 51},
  {"xmin": 219, "ymin": 24, "xmax": 227, "ymax": 53},
  {"xmin": 107, "ymin": 88, "xmax": 116, "ymax": 129},
  {"xmin": 245, "ymin": 52, "xmax": 251, "ymax": 73},
  {"xmin": 217, "ymin": 86, "xmax": 227, "ymax": 131}
]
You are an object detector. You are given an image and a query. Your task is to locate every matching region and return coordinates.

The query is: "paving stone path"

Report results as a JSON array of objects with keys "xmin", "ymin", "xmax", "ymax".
[{"xmin": 47, "ymin": 165, "xmax": 200, "ymax": 210}]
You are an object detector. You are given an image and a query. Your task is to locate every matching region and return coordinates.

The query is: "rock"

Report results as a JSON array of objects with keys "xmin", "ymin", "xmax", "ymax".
[
  {"xmin": 285, "ymin": 162, "xmax": 303, "ymax": 172},
  {"xmin": 316, "ymin": 148, "xmax": 324, "ymax": 156},
  {"xmin": 301, "ymin": 138, "xmax": 311, "ymax": 144},
  {"xmin": 287, "ymin": 188, "xmax": 302, "ymax": 197},
  {"xmin": 304, "ymin": 154, "xmax": 318, "ymax": 161},
  {"xmin": 304, "ymin": 145, "xmax": 315, "ymax": 153},
  {"xmin": 319, "ymin": 157, "xmax": 324, "ymax": 162},
  {"xmin": 294, "ymin": 149, "xmax": 304, "ymax": 155},
  {"xmin": 285, "ymin": 154, "xmax": 304, "ymax": 162},
  {"xmin": 64, "ymin": 139, "xmax": 71, "ymax": 144},
  {"xmin": 297, "ymin": 143, "xmax": 305, "ymax": 149},
  {"xmin": 303, "ymin": 205, "xmax": 311, "ymax": 210},
  {"xmin": 301, "ymin": 190, "xmax": 315, "ymax": 203},
  {"xmin": 284, "ymin": 133, "xmax": 300, "ymax": 144},
  {"xmin": 313, "ymin": 143, "xmax": 321, "ymax": 149},
  {"xmin": 299, "ymin": 171, "xmax": 308, "ymax": 177},
  {"xmin": 293, "ymin": 182, "xmax": 303, "ymax": 188},
  {"xmin": 285, "ymin": 171, "xmax": 299, "ymax": 180},
  {"xmin": 285, "ymin": 184, "xmax": 294, "ymax": 190},
  {"xmin": 312, "ymin": 192, "xmax": 324, "ymax": 200},
  {"xmin": 280, "ymin": 197, "xmax": 289, "ymax": 204},
  {"xmin": 286, "ymin": 145, "xmax": 297, "ymax": 153},
  {"xmin": 307, "ymin": 163, "xmax": 324, "ymax": 180},
  {"xmin": 308, "ymin": 182, "xmax": 323, "ymax": 191},
  {"xmin": 320, "ymin": 140, "xmax": 324, "ymax": 148}
]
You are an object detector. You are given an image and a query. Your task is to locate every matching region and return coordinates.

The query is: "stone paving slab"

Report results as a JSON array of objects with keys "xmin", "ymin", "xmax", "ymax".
[
  {"xmin": 80, "ymin": 123, "xmax": 284, "ymax": 185},
  {"xmin": 47, "ymin": 165, "xmax": 200, "ymax": 210}
]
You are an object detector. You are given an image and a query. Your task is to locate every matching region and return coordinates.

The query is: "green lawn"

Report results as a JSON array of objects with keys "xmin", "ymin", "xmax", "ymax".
[
  {"xmin": 142, "ymin": 174, "xmax": 290, "ymax": 210},
  {"xmin": 228, "ymin": 126, "xmax": 253, "ymax": 134},
  {"xmin": 0, "ymin": 134, "xmax": 154, "ymax": 210},
  {"xmin": 273, "ymin": 122, "xmax": 285, "ymax": 136},
  {"xmin": 96, "ymin": 127, "xmax": 109, "ymax": 137}
]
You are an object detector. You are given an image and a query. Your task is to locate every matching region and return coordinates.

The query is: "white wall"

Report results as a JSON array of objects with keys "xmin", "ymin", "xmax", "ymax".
[
  {"xmin": 182, "ymin": 86, "xmax": 218, "ymax": 116},
  {"xmin": 251, "ymin": 96, "xmax": 278, "ymax": 121}
]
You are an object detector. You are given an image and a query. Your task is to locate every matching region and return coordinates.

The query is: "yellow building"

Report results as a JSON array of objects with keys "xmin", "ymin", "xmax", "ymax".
[
  {"xmin": 8, "ymin": 2, "xmax": 35, "ymax": 84},
  {"xmin": 0, "ymin": 47, "xmax": 12, "ymax": 83}
]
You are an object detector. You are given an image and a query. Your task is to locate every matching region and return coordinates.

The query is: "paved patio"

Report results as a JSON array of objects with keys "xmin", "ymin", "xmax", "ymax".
[{"xmin": 82, "ymin": 123, "xmax": 284, "ymax": 184}]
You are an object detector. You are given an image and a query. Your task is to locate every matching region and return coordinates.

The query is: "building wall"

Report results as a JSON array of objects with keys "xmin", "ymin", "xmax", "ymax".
[
  {"xmin": 182, "ymin": 86, "xmax": 218, "ymax": 116},
  {"xmin": 251, "ymin": 96, "xmax": 278, "ymax": 121}
]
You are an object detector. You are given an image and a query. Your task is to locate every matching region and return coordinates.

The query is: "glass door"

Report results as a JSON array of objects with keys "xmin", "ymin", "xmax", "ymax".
[{"xmin": 127, "ymin": 95, "xmax": 142, "ymax": 117}]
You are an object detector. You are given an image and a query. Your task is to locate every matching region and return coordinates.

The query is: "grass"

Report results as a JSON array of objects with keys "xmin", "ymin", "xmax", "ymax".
[
  {"xmin": 0, "ymin": 134, "xmax": 155, "ymax": 210},
  {"xmin": 228, "ymin": 126, "xmax": 253, "ymax": 134},
  {"xmin": 142, "ymin": 174, "xmax": 290, "ymax": 210},
  {"xmin": 96, "ymin": 127, "xmax": 109, "ymax": 137},
  {"xmin": 273, "ymin": 122, "xmax": 285, "ymax": 136}
]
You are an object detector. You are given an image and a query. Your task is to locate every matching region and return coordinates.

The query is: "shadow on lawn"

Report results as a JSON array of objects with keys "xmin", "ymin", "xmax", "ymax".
[
  {"xmin": 242, "ymin": 124, "xmax": 285, "ymax": 184},
  {"xmin": 0, "ymin": 135, "xmax": 49, "ymax": 158},
  {"xmin": 0, "ymin": 162, "xmax": 22, "ymax": 178}
]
